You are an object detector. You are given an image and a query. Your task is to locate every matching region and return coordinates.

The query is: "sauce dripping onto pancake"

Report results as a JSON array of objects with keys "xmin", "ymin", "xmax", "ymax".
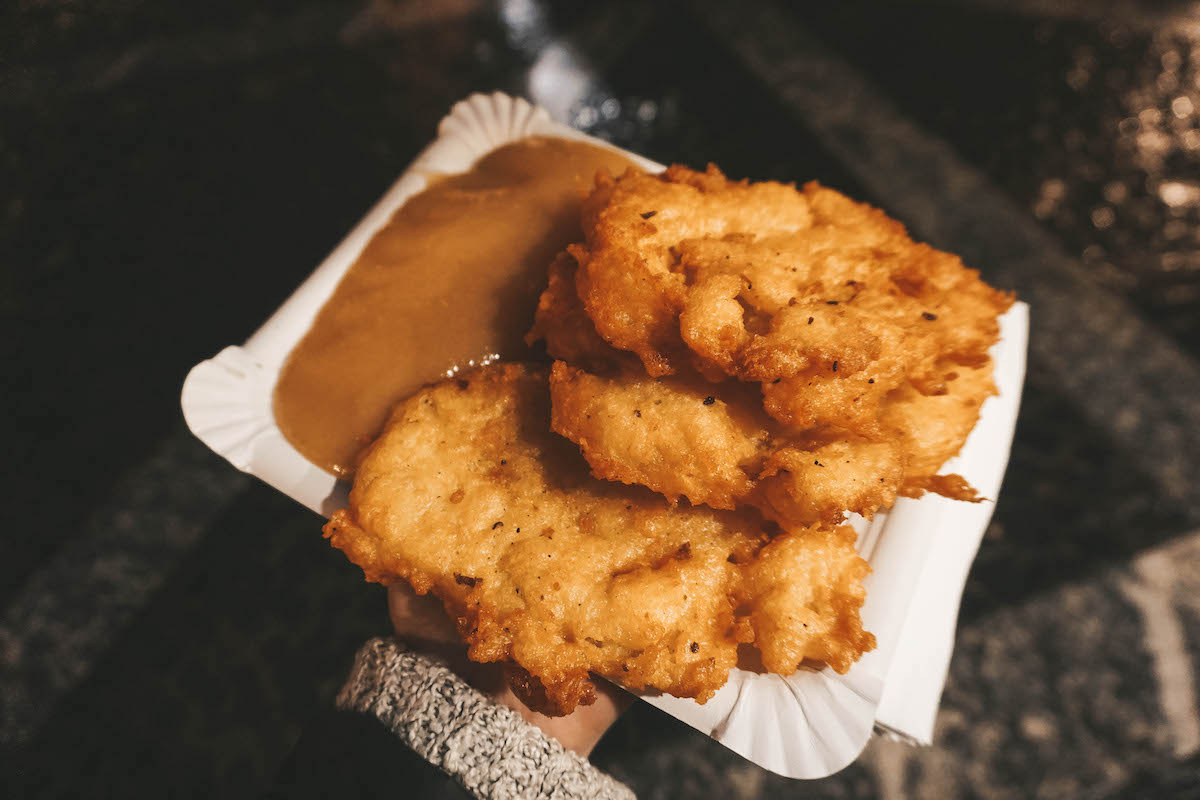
[{"xmin": 273, "ymin": 136, "xmax": 637, "ymax": 477}]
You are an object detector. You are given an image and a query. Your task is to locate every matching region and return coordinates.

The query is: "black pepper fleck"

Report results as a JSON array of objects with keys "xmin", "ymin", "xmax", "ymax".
[{"xmin": 703, "ymin": 396, "xmax": 715, "ymax": 405}]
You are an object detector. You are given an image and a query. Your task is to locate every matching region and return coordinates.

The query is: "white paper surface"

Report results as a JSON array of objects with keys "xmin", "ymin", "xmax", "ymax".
[
  {"xmin": 181, "ymin": 92, "xmax": 1028, "ymax": 779},
  {"xmin": 873, "ymin": 304, "xmax": 1027, "ymax": 743}
]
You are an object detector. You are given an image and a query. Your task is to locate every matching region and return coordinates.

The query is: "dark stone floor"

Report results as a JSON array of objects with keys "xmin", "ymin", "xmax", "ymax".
[{"xmin": 3, "ymin": 1, "xmax": 1199, "ymax": 797}]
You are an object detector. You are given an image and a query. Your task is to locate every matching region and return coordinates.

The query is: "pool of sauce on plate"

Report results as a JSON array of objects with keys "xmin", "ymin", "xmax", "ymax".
[{"xmin": 273, "ymin": 136, "xmax": 637, "ymax": 478}]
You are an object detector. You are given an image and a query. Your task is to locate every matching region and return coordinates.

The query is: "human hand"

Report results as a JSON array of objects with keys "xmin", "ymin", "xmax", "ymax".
[{"xmin": 386, "ymin": 584, "xmax": 631, "ymax": 755}]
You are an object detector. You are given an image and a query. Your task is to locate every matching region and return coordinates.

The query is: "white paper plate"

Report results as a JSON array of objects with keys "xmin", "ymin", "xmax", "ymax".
[{"xmin": 181, "ymin": 92, "xmax": 1028, "ymax": 779}]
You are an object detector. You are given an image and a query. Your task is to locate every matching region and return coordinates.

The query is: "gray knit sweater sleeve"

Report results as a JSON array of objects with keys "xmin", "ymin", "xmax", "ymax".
[{"xmin": 336, "ymin": 637, "xmax": 635, "ymax": 800}]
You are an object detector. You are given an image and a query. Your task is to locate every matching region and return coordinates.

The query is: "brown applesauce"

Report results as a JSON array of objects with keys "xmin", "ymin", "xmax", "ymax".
[{"xmin": 272, "ymin": 136, "xmax": 636, "ymax": 477}]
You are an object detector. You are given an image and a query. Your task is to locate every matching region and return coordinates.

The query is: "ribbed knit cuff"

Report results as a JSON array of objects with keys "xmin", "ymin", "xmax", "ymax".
[{"xmin": 336, "ymin": 638, "xmax": 634, "ymax": 800}]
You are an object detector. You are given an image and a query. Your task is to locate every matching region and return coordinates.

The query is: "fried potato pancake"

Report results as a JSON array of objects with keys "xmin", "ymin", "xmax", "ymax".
[
  {"xmin": 570, "ymin": 165, "xmax": 1012, "ymax": 433},
  {"xmin": 549, "ymin": 361, "xmax": 904, "ymax": 526},
  {"xmin": 530, "ymin": 166, "xmax": 1010, "ymax": 519},
  {"xmin": 571, "ymin": 164, "xmax": 817, "ymax": 378},
  {"xmin": 324, "ymin": 364, "xmax": 874, "ymax": 714},
  {"xmin": 531, "ymin": 251, "xmax": 979, "ymax": 521},
  {"xmin": 548, "ymin": 361, "xmax": 769, "ymax": 511}
]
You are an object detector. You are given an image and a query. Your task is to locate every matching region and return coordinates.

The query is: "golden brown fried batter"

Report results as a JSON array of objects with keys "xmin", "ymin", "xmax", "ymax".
[
  {"xmin": 530, "ymin": 165, "xmax": 1009, "ymax": 518},
  {"xmin": 571, "ymin": 165, "xmax": 816, "ymax": 377},
  {"xmin": 324, "ymin": 364, "xmax": 874, "ymax": 714},
  {"xmin": 525, "ymin": 252, "xmax": 631, "ymax": 373},
  {"xmin": 882, "ymin": 360, "xmax": 996, "ymax": 500},
  {"xmin": 570, "ymin": 165, "xmax": 1011, "ymax": 421},
  {"xmin": 738, "ymin": 524, "xmax": 874, "ymax": 674},
  {"xmin": 548, "ymin": 360, "xmax": 904, "ymax": 526},
  {"xmin": 757, "ymin": 439, "xmax": 905, "ymax": 528},
  {"xmin": 549, "ymin": 361, "xmax": 769, "ymax": 511}
]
